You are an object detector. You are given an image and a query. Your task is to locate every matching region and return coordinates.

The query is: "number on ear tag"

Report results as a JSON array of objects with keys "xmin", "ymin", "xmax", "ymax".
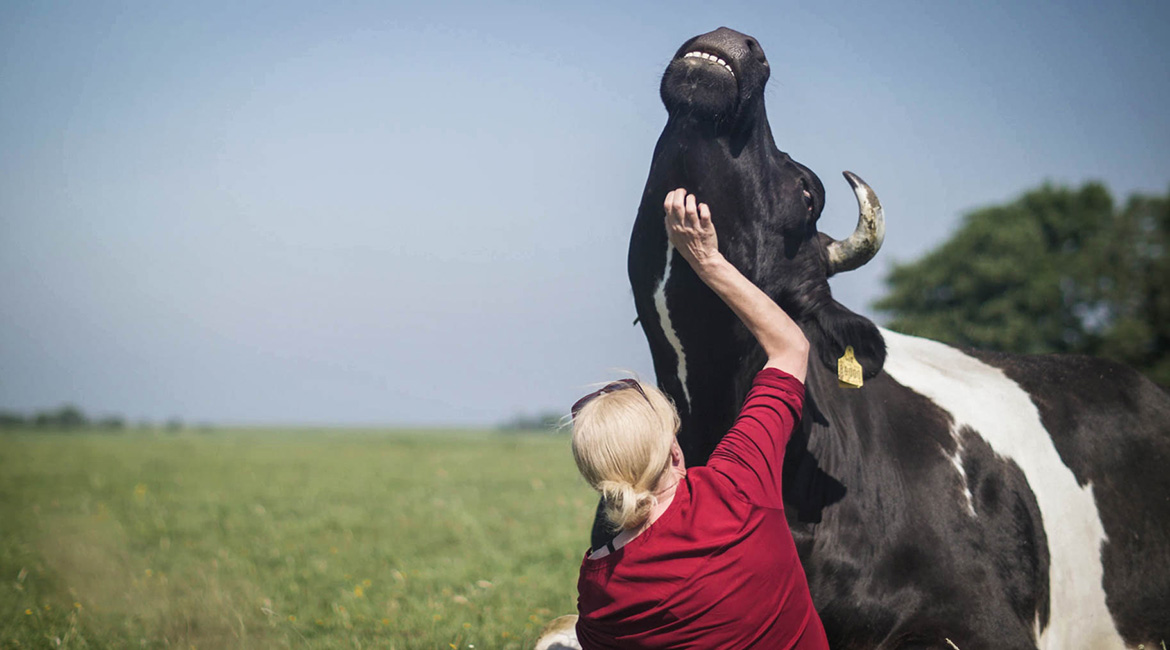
[{"xmin": 838, "ymin": 346, "xmax": 863, "ymax": 388}]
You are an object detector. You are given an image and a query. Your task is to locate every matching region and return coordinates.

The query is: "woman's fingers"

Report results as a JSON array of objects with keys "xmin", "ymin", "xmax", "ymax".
[
  {"xmin": 665, "ymin": 188, "xmax": 691, "ymax": 231},
  {"xmin": 699, "ymin": 203, "xmax": 712, "ymax": 229},
  {"xmin": 664, "ymin": 188, "xmax": 680, "ymax": 219},
  {"xmin": 667, "ymin": 189, "xmax": 686, "ymax": 227},
  {"xmin": 664, "ymin": 189, "xmax": 702, "ymax": 223},
  {"xmin": 663, "ymin": 190, "xmax": 720, "ymax": 267},
  {"xmin": 664, "ymin": 190, "xmax": 712, "ymax": 251},
  {"xmin": 685, "ymin": 194, "xmax": 699, "ymax": 229}
]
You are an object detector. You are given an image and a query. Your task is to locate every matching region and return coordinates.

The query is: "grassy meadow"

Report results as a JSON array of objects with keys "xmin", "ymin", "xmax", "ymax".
[{"xmin": 0, "ymin": 429, "xmax": 596, "ymax": 649}]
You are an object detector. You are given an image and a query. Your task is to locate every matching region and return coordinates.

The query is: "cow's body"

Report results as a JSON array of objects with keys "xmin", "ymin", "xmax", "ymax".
[
  {"xmin": 771, "ymin": 330, "xmax": 1170, "ymax": 649},
  {"xmin": 606, "ymin": 26, "xmax": 1170, "ymax": 650}
]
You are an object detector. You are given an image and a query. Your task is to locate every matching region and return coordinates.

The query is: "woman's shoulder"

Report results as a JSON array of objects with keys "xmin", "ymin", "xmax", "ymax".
[
  {"xmin": 666, "ymin": 469, "xmax": 761, "ymax": 539},
  {"xmin": 686, "ymin": 466, "xmax": 758, "ymax": 507}
]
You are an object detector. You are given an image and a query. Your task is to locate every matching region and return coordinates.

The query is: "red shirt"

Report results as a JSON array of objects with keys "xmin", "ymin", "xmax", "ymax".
[{"xmin": 576, "ymin": 368, "xmax": 829, "ymax": 649}]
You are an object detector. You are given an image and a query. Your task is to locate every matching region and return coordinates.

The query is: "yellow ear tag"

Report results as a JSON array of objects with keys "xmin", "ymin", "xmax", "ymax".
[{"xmin": 837, "ymin": 346, "xmax": 863, "ymax": 388}]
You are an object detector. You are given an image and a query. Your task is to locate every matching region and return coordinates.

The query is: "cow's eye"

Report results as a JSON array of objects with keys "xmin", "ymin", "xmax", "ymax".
[{"xmin": 799, "ymin": 178, "xmax": 815, "ymax": 214}]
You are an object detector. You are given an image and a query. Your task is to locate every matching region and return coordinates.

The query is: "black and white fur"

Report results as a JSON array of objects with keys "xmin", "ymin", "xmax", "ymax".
[{"xmin": 609, "ymin": 26, "xmax": 1170, "ymax": 650}]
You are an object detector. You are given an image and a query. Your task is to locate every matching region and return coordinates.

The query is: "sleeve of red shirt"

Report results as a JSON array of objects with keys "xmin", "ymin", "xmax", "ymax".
[{"xmin": 706, "ymin": 367, "xmax": 805, "ymax": 509}]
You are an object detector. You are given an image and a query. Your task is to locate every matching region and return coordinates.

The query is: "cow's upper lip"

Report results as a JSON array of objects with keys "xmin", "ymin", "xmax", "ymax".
[{"xmin": 679, "ymin": 49, "xmax": 735, "ymax": 78}]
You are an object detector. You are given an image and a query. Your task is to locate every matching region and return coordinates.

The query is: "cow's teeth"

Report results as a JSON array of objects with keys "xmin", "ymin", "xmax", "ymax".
[{"xmin": 682, "ymin": 51, "xmax": 734, "ymax": 77}]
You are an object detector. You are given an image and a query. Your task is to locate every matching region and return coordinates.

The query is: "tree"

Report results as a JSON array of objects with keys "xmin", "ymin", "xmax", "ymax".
[
  {"xmin": 33, "ymin": 404, "xmax": 89, "ymax": 430},
  {"xmin": 97, "ymin": 415, "xmax": 126, "ymax": 430},
  {"xmin": 498, "ymin": 411, "xmax": 566, "ymax": 433},
  {"xmin": 0, "ymin": 411, "xmax": 26, "ymax": 429},
  {"xmin": 874, "ymin": 182, "xmax": 1170, "ymax": 387}
]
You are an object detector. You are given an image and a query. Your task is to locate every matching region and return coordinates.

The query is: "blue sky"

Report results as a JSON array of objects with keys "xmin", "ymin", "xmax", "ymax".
[{"xmin": 2, "ymin": 1, "xmax": 1168, "ymax": 425}]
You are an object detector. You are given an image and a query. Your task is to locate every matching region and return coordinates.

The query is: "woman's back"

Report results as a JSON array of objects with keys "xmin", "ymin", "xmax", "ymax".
[{"xmin": 576, "ymin": 369, "xmax": 828, "ymax": 649}]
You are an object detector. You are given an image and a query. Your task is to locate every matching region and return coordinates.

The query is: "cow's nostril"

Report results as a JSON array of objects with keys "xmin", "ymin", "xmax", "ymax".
[{"xmin": 745, "ymin": 38, "xmax": 767, "ymax": 63}]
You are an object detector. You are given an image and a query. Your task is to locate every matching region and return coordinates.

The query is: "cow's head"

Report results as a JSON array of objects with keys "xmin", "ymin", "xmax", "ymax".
[
  {"xmin": 660, "ymin": 27, "xmax": 771, "ymax": 126},
  {"xmin": 642, "ymin": 27, "xmax": 887, "ymax": 386}
]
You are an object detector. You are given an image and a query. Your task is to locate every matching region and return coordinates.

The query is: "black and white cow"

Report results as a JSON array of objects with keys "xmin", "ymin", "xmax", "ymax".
[{"xmin": 560, "ymin": 26, "xmax": 1170, "ymax": 650}]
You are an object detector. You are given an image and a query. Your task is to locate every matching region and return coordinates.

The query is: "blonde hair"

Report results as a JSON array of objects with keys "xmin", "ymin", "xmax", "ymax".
[{"xmin": 570, "ymin": 381, "xmax": 680, "ymax": 532}]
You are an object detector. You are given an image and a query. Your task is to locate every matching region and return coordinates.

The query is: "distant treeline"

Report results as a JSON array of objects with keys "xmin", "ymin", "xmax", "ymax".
[
  {"xmin": 498, "ymin": 411, "xmax": 566, "ymax": 433},
  {"xmin": 0, "ymin": 404, "xmax": 190, "ymax": 432}
]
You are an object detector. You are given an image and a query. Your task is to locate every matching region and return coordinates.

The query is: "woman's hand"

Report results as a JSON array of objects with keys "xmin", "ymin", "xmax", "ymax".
[{"xmin": 664, "ymin": 188, "xmax": 722, "ymax": 271}]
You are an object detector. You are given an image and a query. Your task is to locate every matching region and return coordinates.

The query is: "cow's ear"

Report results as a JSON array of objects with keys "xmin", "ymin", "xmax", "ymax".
[{"xmin": 805, "ymin": 300, "xmax": 886, "ymax": 379}]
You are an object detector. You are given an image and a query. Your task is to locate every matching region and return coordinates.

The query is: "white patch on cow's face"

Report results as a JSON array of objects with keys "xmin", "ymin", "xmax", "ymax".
[
  {"xmin": 881, "ymin": 329, "xmax": 1126, "ymax": 650},
  {"xmin": 654, "ymin": 244, "xmax": 691, "ymax": 410}
]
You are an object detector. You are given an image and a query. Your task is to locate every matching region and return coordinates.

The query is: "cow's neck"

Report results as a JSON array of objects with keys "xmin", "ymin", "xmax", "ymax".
[
  {"xmin": 797, "ymin": 332, "xmax": 889, "ymax": 469},
  {"xmin": 650, "ymin": 117, "xmax": 789, "ymax": 281},
  {"xmin": 654, "ymin": 110, "xmax": 777, "ymax": 175}
]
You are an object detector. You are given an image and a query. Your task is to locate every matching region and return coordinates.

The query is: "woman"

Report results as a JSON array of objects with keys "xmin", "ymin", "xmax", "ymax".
[{"xmin": 569, "ymin": 189, "xmax": 829, "ymax": 649}]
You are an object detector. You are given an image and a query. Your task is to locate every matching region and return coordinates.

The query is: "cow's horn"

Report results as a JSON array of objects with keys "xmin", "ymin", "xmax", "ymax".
[{"xmin": 825, "ymin": 171, "xmax": 885, "ymax": 276}]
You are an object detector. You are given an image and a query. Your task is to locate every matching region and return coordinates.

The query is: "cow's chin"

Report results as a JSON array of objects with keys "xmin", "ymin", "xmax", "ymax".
[{"xmin": 660, "ymin": 62, "xmax": 739, "ymax": 123}]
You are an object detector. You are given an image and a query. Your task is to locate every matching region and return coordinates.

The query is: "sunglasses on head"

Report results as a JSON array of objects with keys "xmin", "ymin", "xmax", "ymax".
[{"xmin": 571, "ymin": 379, "xmax": 652, "ymax": 420}]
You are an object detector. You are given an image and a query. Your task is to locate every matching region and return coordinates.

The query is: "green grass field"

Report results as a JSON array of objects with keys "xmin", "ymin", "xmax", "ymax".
[{"xmin": 0, "ymin": 429, "xmax": 596, "ymax": 649}]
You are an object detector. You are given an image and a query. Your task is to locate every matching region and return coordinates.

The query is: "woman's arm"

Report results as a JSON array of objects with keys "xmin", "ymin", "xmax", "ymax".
[{"xmin": 665, "ymin": 188, "xmax": 809, "ymax": 382}]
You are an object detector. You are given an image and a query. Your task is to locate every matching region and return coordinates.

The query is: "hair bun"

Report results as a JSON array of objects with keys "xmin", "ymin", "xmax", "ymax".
[{"xmin": 598, "ymin": 480, "xmax": 656, "ymax": 531}]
